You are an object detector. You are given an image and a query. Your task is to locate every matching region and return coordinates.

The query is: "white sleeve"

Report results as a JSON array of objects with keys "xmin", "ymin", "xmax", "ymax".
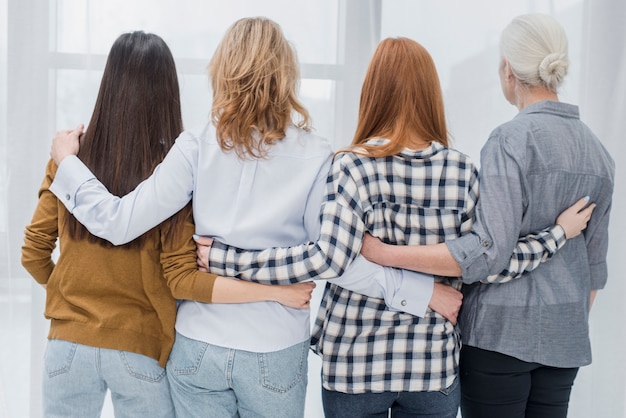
[
  {"xmin": 328, "ymin": 255, "xmax": 433, "ymax": 317},
  {"xmin": 49, "ymin": 137, "xmax": 195, "ymax": 245}
]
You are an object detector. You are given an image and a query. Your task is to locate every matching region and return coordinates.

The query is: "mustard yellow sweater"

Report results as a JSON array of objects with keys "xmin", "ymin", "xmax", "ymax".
[{"xmin": 22, "ymin": 160, "xmax": 217, "ymax": 367}]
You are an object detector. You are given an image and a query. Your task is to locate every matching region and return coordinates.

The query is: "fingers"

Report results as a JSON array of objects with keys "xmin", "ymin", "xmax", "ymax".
[
  {"xmin": 302, "ymin": 282, "xmax": 316, "ymax": 307},
  {"xmin": 429, "ymin": 283, "xmax": 463, "ymax": 325},
  {"xmin": 67, "ymin": 124, "xmax": 84, "ymax": 138},
  {"xmin": 571, "ymin": 196, "xmax": 591, "ymax": 212},
  {"xmin": 578, "ymin": 202, "xmax": 595, "ymax": 219},
  {"xmin": 51, "ymin": 125, "xmax": 83, "ymax": 164},
  {"xmin": 196, "ymin": 254, "xmax": 207, "ymax": 269},
  {"xmin": 557, "ymin": 196, "xmax": 596, "ymax": 240},
  {"xmin": 193, "ymin": 234, "xmax": 214, "ymax": 246}
]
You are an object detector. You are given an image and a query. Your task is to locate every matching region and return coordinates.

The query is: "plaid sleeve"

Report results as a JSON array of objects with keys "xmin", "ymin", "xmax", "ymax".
[
  {"xmin": 459, "ymin": 163, "xmax": 480, "ymax": 235},
  {"xmin": 206, "ymin": 155, "xmax": 367, "ymax": 285},
  {"xmin": 483, "ymin": 224, "xmax": 567, "ymax": 283}
]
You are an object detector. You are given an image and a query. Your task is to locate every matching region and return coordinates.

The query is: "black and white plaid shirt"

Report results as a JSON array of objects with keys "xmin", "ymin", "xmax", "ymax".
[{"xmin": 208, "ymin": 139, "xmax": 565, "ymax": 393}]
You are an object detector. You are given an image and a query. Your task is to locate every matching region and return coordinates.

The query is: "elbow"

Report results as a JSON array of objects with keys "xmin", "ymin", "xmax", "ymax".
[{"xmin": 320, "ymin": 258, "xmax": 347, "ymax": 280}]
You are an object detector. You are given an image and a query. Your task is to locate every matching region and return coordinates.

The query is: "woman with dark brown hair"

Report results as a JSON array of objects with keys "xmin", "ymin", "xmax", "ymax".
[
  {"xmin": 46, "ymin": 18, "xmax": 328, "ymax": 417},
  {"xmin": 46, "ymin": 25, "xmax": 589, "ymax": 417},
  {"xmin": 21, "ymin": 30, "xmax": 313, "ymax": 417}
]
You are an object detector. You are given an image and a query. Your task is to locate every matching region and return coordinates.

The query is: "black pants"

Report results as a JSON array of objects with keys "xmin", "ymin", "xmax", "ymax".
[{"xmin": 460, "ymin": 345, "xmax": 579, "ymax": 418}]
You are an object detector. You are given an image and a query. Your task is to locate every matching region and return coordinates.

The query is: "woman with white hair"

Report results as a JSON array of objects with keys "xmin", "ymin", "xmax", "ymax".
[{"xmin": 359, "ymin": 13, "xmax": 615, "ymax": 418}]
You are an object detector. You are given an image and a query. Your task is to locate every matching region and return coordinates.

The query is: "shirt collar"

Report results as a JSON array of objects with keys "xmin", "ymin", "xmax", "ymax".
[
  {"xmin": 517, "ymin": 100, "xmax": 580, "ymax": 120},
  {"xmin": 366, "ymin": 138, "xmax": 446, "ymax": 158}
]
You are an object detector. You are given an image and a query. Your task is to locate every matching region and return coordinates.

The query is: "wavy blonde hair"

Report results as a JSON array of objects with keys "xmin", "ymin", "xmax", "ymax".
[{"xmin": 209, "ymin": 17, "xmax": 311, "ymax": 158}]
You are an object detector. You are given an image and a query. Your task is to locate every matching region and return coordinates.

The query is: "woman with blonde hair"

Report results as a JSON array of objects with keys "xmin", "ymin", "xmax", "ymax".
[
  {"xmin": 22, "ymin": 30, "xmax": 315, "ymax": 417},
  {"xmin": 194, "ymin": 36, "xmax": 590, "ymax": 417},
  {"xmin": 43, "ymin": 17, "xmax": 324, "ymax": 416},
  {"xmin": 48, "ymin": 20, "xmax": 591, "ymax": 418}
]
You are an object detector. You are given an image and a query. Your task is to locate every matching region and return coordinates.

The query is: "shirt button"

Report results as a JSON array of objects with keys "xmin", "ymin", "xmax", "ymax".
[
  {"xmin": 65, "ymin": 194, "xmax": 71, "ymax": 201},
  {"xmin": 401, "ymin": 300, "xmax": 407, "ymax": 306},
  {"xmin": 482, "ymin": 241, "xmax": 490, "ymax": 247}
]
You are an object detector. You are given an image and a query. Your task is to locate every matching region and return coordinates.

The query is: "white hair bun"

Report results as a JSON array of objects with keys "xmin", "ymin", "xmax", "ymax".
[{"xmin": 539, "ymin": 52, "xmax": 568, "ymax": 87}]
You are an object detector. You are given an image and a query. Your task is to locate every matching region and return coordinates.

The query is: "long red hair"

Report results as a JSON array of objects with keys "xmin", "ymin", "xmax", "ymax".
[{"xmin": 349, "ymin": 37, "xmax": 448, "ymax": 157}]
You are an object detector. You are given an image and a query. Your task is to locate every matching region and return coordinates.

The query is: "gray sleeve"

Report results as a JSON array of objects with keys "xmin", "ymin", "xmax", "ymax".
[{"xmin": 448, "ymin": 135, "xmax": 527, "ymax": 284}]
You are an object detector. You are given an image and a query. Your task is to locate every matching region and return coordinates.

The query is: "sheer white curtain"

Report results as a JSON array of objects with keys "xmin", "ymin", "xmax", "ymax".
[
  {"xmin": 0, "ymin": 1, "xmax": 624, "ymax": 417},
  {"xmin": 572, "ymin": 0, "xmax": 626, "ymax": 417}
]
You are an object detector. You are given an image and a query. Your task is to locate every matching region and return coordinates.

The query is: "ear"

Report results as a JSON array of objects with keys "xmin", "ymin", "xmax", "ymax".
[{"xmin": 501, "ymin": 58, "xmax": 514, "ymax": 80}]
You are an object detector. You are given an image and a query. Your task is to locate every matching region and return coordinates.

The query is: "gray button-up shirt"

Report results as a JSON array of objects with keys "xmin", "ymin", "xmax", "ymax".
[{"xmin": 448, "ymin": 100, "xmax": 615, "ymax": 367}]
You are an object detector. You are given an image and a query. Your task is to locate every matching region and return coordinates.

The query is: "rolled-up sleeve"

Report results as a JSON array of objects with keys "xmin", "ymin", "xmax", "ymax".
[
  {"xmin": 449, "ymin": 134, "xmax": 525, "ymax": 284},
  {"xmin": 446, "ymin": 231, "xmax": 491, "ymax": 280}
]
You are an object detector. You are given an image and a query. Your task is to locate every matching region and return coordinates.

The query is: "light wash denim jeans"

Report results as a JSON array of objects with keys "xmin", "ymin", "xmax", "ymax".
[
  {"xmin": 42, "ymin": 339, "xmax": 175, "ymax": 418},
  {"xmin": 166, "ymin": 332, "xmax": 308, "ymax": 418},
  {"xmin": 322, "ymin": 377, "xmax": 460, "ymax": 418}
]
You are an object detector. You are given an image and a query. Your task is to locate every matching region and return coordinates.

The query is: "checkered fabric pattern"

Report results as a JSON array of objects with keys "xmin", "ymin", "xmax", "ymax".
[
  {"xmin": 207, "ymin": 139, "xmax": 565, "ymax": 393},
  {"xmin": 208, "ymin": 140, "xmax": 475, "ymax": 392},
  {"xmin": 486, "ymin": 225, "xmax": 566, "ymax": 283},
  {"xmin": 310, "ymin": 141, "xmax": 476, "ymax": 393}
]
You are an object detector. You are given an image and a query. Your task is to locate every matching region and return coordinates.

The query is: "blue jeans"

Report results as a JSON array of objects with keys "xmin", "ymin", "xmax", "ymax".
[
  {"xmin": 166, "ymin": 332, "xmax": 308, "ymax": 418},
  {"xmin": 42, "ymin": 339, "xmax": 174, "ymax": 418},
  {"xmin": 322, "ymin": 378, "xmax": 460, "ymax": 418}
]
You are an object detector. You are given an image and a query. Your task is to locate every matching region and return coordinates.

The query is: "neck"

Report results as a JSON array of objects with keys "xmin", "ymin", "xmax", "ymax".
[
  {"xmin": 514, "ymin": 85, "xmax": 559, "ymax": 110},
  {"xmin": 406, "ymin": 137, "xmax": 431, "ymax": 150}
]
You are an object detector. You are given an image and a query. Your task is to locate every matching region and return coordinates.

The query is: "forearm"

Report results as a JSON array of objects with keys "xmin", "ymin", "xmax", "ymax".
[
  {"xmin": 22, "ymin": 229, "xmax": 55, "ymax": 285},
  {"xmin": 374, "ymin": 241, "xmax": 461, "ymax": 276},
  {"xmin": 327, "ymin": 255, "xmax": 434, "ymax": 316},
  {"xmin": 20, "ymin": 251, "xmax": 54, "ymax": 285},
  {"xmin": 208, "ymin": 203, "xmax": 364, "ymax": 284},
  {"xmin": 211, "ymin": 277, "xmax": 282, "ymax": 304},
  {"xmin": 50, "ymin": 149, "xmax": 192, "ymax": 245},
  {"xmin": 483, "ymin": 225, "xmax": 566, "ymax": 283},
  {"xmin": 22, "ymin": 163, "xmax": 58, "ymax": 285},
  {"xmin": 206, "ymin": 159, "xmax": 369, "ymax": 284},
  {"xmin": 590, "ymin": 290, "xmax": 598, "ymax": 309},
  {"xmin": 166, "ymin": 269, "xmax": 216, "ymax": 302}
]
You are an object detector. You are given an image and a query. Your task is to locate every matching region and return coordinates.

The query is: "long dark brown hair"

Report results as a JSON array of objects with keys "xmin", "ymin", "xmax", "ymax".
[
  {"xmin": 64, "ymin": 31, "xmax": 186, "ymax": 247},
  {"xmin": 349, "ymin": 37, "xmax": 449, "ymax": 157}
]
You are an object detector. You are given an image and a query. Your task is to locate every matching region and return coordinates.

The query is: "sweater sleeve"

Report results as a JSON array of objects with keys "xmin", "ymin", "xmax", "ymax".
[
  {"xmin": 160, "ymin": 204, "xmax": 217, "ymax": 302},
  {"xmin": 21, "ymin": 159, "xmax": 59, "ymax": 285}
]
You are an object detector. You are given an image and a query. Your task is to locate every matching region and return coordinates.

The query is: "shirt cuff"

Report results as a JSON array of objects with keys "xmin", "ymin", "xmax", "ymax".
[
  {"xmin": 49, "ymin": 155, "xmax": 96, "ymax": 212},
  {"xmin": 384, "ymin": 268, "xmax": 433, "ymax": 317},
  {"xmin": 446, "ymin": 233, "xmax": 491, "ymax": 283},
  {"xmin": 206, "ymin": 239, "xmax": 230, "ymax": 276},
  {"xmin": 550, "ymin": 224, "xmax": 567, "ymax": 250}
]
